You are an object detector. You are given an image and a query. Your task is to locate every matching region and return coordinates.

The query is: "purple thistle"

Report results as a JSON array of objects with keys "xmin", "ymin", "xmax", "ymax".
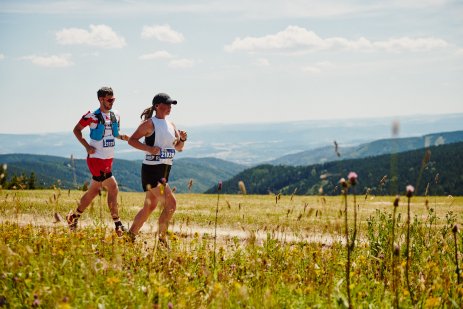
[
  {"xmin": 406, "ymin": 185, "xmax": 415, "ymax": 198},
  {"xmin": 348, "ymin": 172, "xmax": 358, "ymax": 186},
  {"xmin": 217, "ymin": 181, "xmax": 222, "ymax": 192}
]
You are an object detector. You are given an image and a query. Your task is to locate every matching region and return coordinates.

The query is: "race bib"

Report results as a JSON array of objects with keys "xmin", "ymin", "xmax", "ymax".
[
  {"xmin": 103, "ymin": 138, "xmax": 115, "ymax": 148},
  {"xmin": 160, "ymin": 148, "xmax": 175, "ymax": 159}
]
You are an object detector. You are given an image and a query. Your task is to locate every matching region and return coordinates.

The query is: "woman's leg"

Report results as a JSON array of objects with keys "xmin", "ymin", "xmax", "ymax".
[
  {"xmin": 158, "ymin": 184, "xmax": 177, "ymax": 241},
  {"xmin": 129, "ymin": 188, "xmax": 159, "ymax": 235}
]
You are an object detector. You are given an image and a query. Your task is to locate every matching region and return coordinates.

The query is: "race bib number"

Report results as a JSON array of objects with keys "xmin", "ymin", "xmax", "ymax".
[
  {"xmin": 145, "ymin": 149, "xmax": 175, "ymax": 161},
  {"xmin": 160, "ymin": 148, "xmax": 175, "ymax": 159},
  {"xmin": 103, "ymin": 138, "xmax": 115, "ymax": 148}
]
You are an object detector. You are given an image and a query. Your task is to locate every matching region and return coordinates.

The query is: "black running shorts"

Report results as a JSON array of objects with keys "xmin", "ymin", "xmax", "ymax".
[{"xmin": 141, "ymin": 164, "xmax": 172, "ymax": 192}]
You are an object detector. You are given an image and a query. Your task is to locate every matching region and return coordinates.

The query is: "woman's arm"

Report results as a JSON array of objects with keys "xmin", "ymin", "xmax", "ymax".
[
  {"xmin": 128, "ymin": 120, "xmax": 160, "ymax": 155},
  {"xmin": 172, "ymin": 123, "xmax": 187, "ymax": 151}
]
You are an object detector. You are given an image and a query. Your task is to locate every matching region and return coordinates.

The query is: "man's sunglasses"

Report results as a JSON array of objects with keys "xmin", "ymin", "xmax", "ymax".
[{"xmin": 105, "ymin": 98, "xmax": 115, "ymax": 103}]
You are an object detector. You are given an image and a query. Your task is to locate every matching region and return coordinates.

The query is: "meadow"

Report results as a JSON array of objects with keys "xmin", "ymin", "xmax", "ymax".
[{"xmin": 1, "ymin": 188, "xmax": 462, "ymax": 308}]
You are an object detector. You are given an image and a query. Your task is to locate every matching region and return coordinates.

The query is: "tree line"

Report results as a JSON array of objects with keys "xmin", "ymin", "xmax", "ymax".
[
  {"xmin": 0, "ymin": 164, "xmax": 38, "ymax": 189},
  {"xmin": 207, "ymin": 141, "xmax": 463, "ymax": 196}
]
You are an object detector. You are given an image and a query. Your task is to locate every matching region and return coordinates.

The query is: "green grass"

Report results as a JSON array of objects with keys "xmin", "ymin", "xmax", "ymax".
[{"xmin": 1, "ymin": 189, "xmax": 463, "ymax": 308}]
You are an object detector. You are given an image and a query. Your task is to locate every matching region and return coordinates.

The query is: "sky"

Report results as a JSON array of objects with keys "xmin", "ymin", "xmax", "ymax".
[{"xmin": 0, "ymin": 0, "xmax": 462, "ymax": 134}]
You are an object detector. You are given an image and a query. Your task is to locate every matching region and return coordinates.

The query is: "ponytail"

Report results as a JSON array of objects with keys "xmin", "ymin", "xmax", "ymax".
[{"xmin": 140, "ymin": 106, "xmax": 154, "ymax": 120}]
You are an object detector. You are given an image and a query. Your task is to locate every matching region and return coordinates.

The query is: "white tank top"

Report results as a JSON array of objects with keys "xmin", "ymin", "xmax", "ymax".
[{"xmin": 142, "ymin": 117, "xmax": 177, "ymax": 165}]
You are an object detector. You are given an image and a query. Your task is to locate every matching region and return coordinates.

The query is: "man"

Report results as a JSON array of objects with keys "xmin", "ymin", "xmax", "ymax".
[{"xmin": 67, "ymin": 86, "xmax": 129, "ymax": 236}]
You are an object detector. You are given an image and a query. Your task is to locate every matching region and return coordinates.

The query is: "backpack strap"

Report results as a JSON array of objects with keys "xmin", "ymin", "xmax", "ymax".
[
  {"xmin": 94, "ymin": 108, "xmax": 105, "ymax": 125},
  {"xmin": 109, "ymin": 111, "xmax": 119, "ymax": 138}
]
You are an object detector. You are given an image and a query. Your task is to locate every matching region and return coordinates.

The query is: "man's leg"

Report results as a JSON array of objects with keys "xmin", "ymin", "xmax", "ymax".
[
  {"xmin": 103, "ymin": 176, "xmax": 127, "ymax": 236},
  {"xmin": 67, "ymin": 180, "xmax": 101, "ymax": 230}
]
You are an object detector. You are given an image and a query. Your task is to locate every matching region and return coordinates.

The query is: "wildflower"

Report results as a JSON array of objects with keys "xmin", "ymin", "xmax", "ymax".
[
  {"xmin": 453, "ymin": 224, "xmax": 459, "ymax": 234},
  {"xmin": 0, "ymin": 296, "xmax": 7, "ymax": 307},
  {"xmin": 394, "ymin": 245, "xmax": 400, "ymax": 256},
  {"xmin": 348, "ymin": 172, "xmax": 358, "ymax": 186},
  {"xmin": 32, "ymin": 294, "xmax": 40, "ymax": 307},
  {"xmin": 238, "ymin": 181, "xmax": 247, "ymax": 195},
  {"xmin": 160, "ymin": 178, "xmax": 166, "ymax": 195},
  {"xmin": 364, "ymin": 188, "xmax": 371, "ymax": 200},
  {"xmin": 187, "ymin": 179, "xmax": 193, "ymax": 191},
  {"xmin": 339, "ymin": 178, "xmax": 347, "ymax": 188},
  {"xmin": 425, "ymin": 297, "xmax": 441, "ymax": 307},
  {"xmin": 217, "ymin": 181, "xmax": 222, "ymax": 192},
  {"xmin": 168, "ymin": 302, "xmax": 174, "ymax": 309},
  {"xmin": 406, "ymin": 185, "xmax": 414, "ymax": 198},
  {"xmin": 393, "ymin": 195, "xmax": 400, "ymax": 207}
]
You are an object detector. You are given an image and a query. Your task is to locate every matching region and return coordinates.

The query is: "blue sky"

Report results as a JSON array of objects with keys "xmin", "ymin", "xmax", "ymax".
[{"xmin": 0, "ymin": 0, "xmax": 462, "ymax": 134}]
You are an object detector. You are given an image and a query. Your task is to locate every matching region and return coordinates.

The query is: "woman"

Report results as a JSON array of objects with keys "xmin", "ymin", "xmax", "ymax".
[{"xmin": 127, "ymin": 93, "xmax": 187, "ymax": 244}]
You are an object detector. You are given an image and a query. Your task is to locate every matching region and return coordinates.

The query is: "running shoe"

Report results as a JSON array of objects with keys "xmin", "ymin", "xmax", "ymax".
[{"xmin": 66, "ymin": 212, "xmax": 78, "ymax": 231}]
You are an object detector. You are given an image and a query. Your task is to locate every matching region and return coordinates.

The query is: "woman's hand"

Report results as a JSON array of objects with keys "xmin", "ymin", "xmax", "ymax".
[
  {"xmin": 178, "ymin": 130, "xmax": 188, "ymax": 142},
  {"xmin": 148, "ymin": 146, "xmax": 161, "ymax": 155}
]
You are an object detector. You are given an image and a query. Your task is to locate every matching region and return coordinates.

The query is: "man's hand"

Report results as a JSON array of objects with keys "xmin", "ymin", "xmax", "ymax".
[
  {"xmin": 118, "ymin": 134, "xmax": 130, "ymax": 141},
  {"xmin": 86, "ymin": 145, "xmax": 96, "ymax": 155}
]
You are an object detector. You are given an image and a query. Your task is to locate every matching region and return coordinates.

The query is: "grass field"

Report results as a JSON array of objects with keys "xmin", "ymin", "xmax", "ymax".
[{"xmin": 1, "ymin": 189, "xmax": 462, "ymax": 308}]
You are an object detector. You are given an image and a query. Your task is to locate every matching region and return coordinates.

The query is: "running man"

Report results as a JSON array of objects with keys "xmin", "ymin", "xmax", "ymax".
[{"xmin": 67, "ymin": 86, "xmax": 129, "ymax": 236}]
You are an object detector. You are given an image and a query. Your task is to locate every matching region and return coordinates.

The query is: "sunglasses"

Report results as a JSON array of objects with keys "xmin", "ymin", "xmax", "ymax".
[{"xmin": 105, "ymin": 98, "xmax": 115, "ymax": 103}]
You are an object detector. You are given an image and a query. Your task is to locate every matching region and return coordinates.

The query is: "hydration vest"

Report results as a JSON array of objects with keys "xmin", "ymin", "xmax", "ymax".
[{"xmin": 89, "ymin": 108, "xmax": 120, "ymax": 141}]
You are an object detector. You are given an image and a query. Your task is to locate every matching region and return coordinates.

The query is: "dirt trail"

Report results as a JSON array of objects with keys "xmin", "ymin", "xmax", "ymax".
[{"xmin": 0, "ymin": 213, "xmax": 346, "ymax": 246}]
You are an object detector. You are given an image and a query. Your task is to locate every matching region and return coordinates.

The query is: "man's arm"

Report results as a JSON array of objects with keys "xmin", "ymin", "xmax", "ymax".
[{"xmin": 73, "ymin": 123, "xmax": 95, "ymax": 154}]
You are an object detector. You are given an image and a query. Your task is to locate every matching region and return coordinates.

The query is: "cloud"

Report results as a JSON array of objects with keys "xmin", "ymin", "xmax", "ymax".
[
  {"xmin": 140, "ymin": 50, "xmax": 194, "ymax": 68},
  {"xmin": 20, "ymin": 54, "xmax": 73, "ymax": 68},
  {"xmin": 255, "ymin": 58, "xmax": 270, "ymax": 66},
  {"xmin": 139, "ymin": 50, "xmax": 174, "ymax": 60},
  {"xmin": 56, "ymin": 24, "xmax": 126, "ymax": 48},
  {"xmin": 168, "ymin": 58, "xmax": 194, "ymax": 68},
  {"xmin": 302, "ymin": 61, "xmax": 335, "ymax": 74},
  {"xmin": 141, "ymin": 24, "xmax": 184, "ymax": 43},
  {"xmin": 0, "ymin": 54, "xmax": 4, "ymax": 60},
  {"xmin": 225, "ymin": 26, "xmax": 448, "ymax": 53},
  {"xmin": 302, "ymin": 66, "xmax": 321, "ymax": 74}
]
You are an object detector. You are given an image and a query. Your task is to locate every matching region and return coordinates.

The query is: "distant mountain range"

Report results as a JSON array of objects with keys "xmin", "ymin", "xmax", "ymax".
[
  {"xmin": 270, "ymin": 130, "xmax": 463, "ymax": 166},
  {"xmin": 1, "ymin": 113, "xmax": 463, "ymax": 165},
  {"xmin": 1, "ymin": 125, "xmax": 462, "ymax": 194},
  {"xmin": 206, "ymin": 141, "xmax": 463, "ymax": 196}
]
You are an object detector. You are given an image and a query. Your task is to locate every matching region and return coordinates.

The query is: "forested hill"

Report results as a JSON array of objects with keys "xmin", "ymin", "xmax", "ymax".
[
  {"xmin": 206, "ymin": 141, "xmax": 463, "ymax": 196},
  {"xmin": 269, "ymin": 130, "xmax": 463, "ymax": 166},
  {"xmin": 0, "ymin": 155, "xmax": 245, "ymax": 193}
]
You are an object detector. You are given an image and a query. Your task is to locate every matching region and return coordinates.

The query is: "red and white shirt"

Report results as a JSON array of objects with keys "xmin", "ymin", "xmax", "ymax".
[{"xmin": 79, "ymin": 109, "xmax": 121, "ymax": 159}]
